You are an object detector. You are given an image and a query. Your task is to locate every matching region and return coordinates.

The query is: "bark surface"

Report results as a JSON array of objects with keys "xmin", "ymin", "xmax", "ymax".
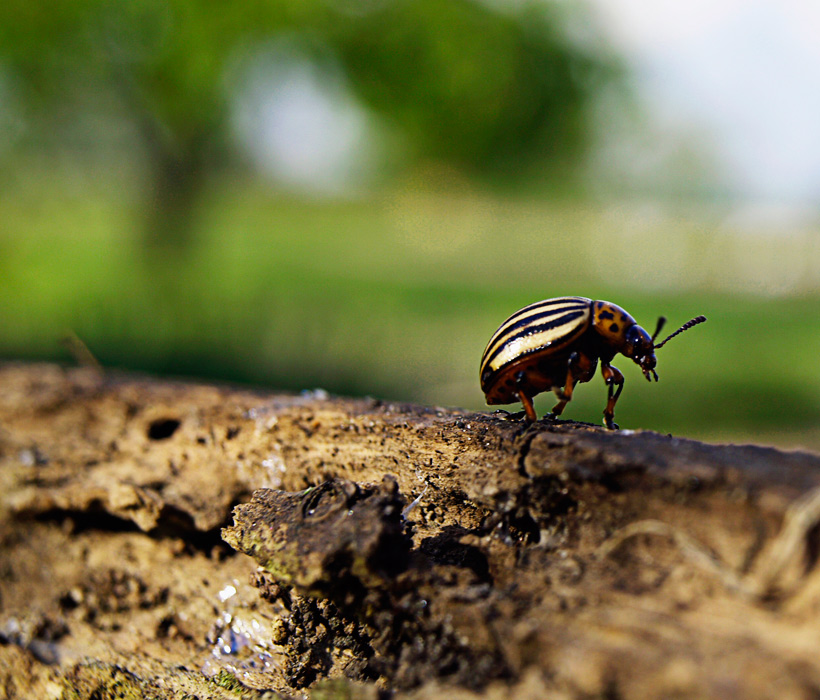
[{"xmin": 2, "ymin": 363, "xmax": 820, "ymax": 699}]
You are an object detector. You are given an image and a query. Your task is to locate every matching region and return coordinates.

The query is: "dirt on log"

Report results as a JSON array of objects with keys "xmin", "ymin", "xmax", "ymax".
[{"xmin": 3, "ymin": 363, "xmax": 820, "ymax": 699}]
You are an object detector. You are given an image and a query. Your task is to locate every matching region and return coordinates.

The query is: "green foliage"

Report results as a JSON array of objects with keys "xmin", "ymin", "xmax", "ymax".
[
  {"xmin": 2, "ymin": 176, "xmax": 818, "ymax": 450},
  {"xmin": 0, "ymin": 0, "xmax": 620, "ymax": 257},
  {"xmin": 323, "ymin": 0, "xmax": 616, "ymax": 175},
  {"xmin": 0, "ymin": 0, "xmax": 617, "ymax": 176}
]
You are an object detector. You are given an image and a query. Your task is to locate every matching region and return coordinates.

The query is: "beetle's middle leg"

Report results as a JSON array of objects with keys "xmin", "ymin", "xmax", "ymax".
[
  {"xmin": 549, "ymin": 353, "xmax": 575, "ymax": 418},
  {"xmin": 601, "ymin": 361, "xmax": 624, "ymax": 430},
  {"xmin": 549, "ymin": 351, "xmax": 590, "ymax": 418}
]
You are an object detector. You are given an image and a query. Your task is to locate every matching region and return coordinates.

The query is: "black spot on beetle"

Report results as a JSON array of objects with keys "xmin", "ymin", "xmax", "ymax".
[
  {"xmin": 609, "ymin": 323, "xmax": 619, "ymax": 334},
  {"xmin": 599, "ymin": 309, "xmax": 615, "ymax": 320},
  {"xmin": 147, "ymin": 418, "xmax": 181, "ymax": 440}
]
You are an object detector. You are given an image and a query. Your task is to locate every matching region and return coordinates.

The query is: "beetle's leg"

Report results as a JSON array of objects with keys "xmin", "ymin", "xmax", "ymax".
[
  {"xmin": 554, "ymin": 352, "xmax": 579, "ymax": 402},
  {"xmin": 515, "ymin": 371, "xmax": 538, "ymax": 422},
  {"xmin": 601, "ymin": 362, "xmax": 625, "ymax": 430},
  {"xmin": 550, "ymin": 380, "xmax": 574, "ymax": 417},
  {"xmin": 518, "ymin": 394, "xmax": 538, "ymax": 423},
  {"xmin": 549, "ymin": 352, "xmax": 581, "ymax": 418},
  {"xmin": 549, "ymin": 397, "xmax": 567, "ymax": 419}
]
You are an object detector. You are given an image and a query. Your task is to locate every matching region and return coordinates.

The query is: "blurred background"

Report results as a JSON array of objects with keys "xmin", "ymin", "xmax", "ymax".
[{"xmin": 2, "ymin": 0, "xmax": 819, "ymax": 449}]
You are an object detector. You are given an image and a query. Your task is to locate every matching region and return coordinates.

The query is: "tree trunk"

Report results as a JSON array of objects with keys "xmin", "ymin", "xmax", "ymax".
[
  {"xmin": 141, "ymin": 145, "xmax": 205, "ymax": 255},
  {"xmin": 2, "ymin": 362, "xmax": 820, "ymax": 699}
]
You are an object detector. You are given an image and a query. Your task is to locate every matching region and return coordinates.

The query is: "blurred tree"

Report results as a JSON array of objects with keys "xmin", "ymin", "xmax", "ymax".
[
  {"xmin": 327, "ymin": 0, "xmax": 618, "ymax": 178},
  {"xmin": 0, "ymin": 0, "xmax": 620, "ymax": 251}
]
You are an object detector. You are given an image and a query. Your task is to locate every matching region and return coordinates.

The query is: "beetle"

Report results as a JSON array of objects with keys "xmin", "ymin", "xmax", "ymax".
[{"xmin": 479, "ymin": 296, "xmax": 706, "ymax": 429}]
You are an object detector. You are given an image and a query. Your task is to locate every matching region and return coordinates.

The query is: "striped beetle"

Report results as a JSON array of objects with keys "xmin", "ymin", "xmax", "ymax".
[{"xmin": 480, "ymin": 296, "xmax": 706, "ymax": 429}]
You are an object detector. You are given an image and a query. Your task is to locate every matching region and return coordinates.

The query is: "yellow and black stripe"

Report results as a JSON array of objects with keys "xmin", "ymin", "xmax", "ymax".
[{"xmin": 480, "ymin": 296, "xmax": 592, "ymax": 393}]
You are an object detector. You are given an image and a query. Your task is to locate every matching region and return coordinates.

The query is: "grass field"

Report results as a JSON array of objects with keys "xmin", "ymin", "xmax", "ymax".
[{"xmin": 3, "ymin": 173, "xmax": 819, "ymax": 450}]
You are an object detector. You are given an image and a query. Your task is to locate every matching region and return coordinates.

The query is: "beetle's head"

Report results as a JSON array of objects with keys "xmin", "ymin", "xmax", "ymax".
[
  {"xmin": 631, "ymin": 314, "xmax": 709, "ymax": 382},
  {"xmin": 594, "ymin": 301, "xmax": 707, "ymax": 382},
  {"xmin": 624, "ymin": 324, "xmax": 658, "ymax": 381}
]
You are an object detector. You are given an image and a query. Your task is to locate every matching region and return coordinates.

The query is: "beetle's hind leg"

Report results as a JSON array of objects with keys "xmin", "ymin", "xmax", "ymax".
[
  {"xmin": 514, "ymin": 371, "xmax": 539, "ymax": 422},
  {"xmin": 601, "ymin": 362, "xmax": 625, "ymax": 430}
]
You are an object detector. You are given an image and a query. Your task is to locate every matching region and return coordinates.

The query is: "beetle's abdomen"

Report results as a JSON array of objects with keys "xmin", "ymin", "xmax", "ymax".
[{"xmin": 480, "ymin": 297, "xmax": 592, "ymax": 403}]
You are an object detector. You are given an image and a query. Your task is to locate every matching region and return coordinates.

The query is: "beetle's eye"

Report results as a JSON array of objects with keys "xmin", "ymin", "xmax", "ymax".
[
  {"xmin": 624, "ymin": 325, "xmax": 653, "ymax": 358},
  {"xmin": 625, "ymin": 325, "xmax": 642, "ymax": 348}
]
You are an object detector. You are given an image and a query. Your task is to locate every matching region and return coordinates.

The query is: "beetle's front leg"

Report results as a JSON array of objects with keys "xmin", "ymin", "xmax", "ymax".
[{"xmin": 601, "ymin": 362, "xmax": 624, "ymax": 430}]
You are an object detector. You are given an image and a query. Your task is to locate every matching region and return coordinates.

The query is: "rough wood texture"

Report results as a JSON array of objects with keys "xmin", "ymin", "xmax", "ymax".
[{"xmin": 3, "ymin": 362, "xmax": 820, "ymax": 698}]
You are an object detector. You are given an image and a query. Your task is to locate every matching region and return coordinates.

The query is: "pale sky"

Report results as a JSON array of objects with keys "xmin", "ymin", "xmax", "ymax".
[
  {"xmin": 588, "ymin": 0, "xmax": 820, "ymax": 203},
  {"xmin": 234, "ymin": 1, "xmax": 820, "ymax": 207}
]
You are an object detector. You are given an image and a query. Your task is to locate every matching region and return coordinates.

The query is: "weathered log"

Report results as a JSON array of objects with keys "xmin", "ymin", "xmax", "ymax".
[{"xmin": 2, "ymin": 362, "xmax": 820, "ymax": 699}]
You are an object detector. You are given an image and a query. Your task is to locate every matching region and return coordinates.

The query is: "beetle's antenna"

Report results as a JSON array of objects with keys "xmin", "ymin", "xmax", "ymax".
[
  {"xmin": 654, "ymin": 315, "xmax": 707, "ymax": 350},
  {"xmin": 650, "ymin": 316, "xmax": 667, "ymax": 344}
]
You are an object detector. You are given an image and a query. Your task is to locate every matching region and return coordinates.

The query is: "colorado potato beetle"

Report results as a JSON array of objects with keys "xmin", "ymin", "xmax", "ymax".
[{"xmin": 479, "ymin": 296, "xmax": 706, "ymax": 429}]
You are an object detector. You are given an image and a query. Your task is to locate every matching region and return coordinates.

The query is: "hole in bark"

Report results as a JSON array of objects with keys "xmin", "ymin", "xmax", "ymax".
[
  {"xmin": 805, "ymin": 520, "xmax": 820, "ymax": 575},
  {"xmin": 147, "ymin": 418, "xmax": 181, "ymax": 440},
  {"xmin": 420, "ymin": 526, "xmax": 491, "ymax": 580}
]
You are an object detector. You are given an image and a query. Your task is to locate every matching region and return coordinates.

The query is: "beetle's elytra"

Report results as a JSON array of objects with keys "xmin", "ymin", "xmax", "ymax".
[{"xmin": 479, "ymin": 296, "xmax": 706, "ymax": 429}]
